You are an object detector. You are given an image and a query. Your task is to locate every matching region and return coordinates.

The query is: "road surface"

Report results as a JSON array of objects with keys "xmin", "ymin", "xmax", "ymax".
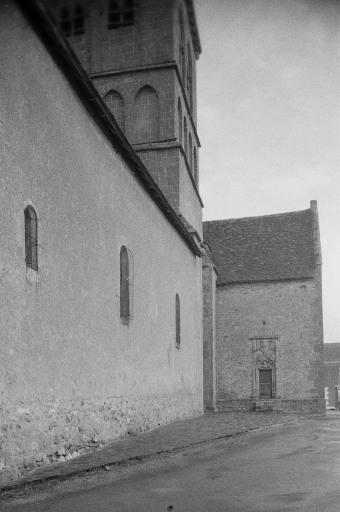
[{"xmin": 2, "ymin": 413, "xmax": 340, "ymax": 511}]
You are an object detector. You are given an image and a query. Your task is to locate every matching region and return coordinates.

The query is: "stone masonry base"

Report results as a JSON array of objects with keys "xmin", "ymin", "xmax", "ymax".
[
  {"xmin": 0, "ymin": 392, "xmax": 202, "ymax": 487},
  {"xmin": 217, "ymin": 398, "xmax": 325, "ymax": 414}
]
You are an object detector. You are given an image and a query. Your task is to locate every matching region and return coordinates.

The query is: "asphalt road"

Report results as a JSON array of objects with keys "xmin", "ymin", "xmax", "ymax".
[{"xmin": 3, "ymin": 414, "xmax": 340, "ymax": 512}]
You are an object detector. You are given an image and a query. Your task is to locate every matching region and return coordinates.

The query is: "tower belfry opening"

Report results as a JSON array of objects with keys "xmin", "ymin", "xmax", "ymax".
[{"xmin": 48, "ymin": 0, "xmax": 203, "ymax": 234}]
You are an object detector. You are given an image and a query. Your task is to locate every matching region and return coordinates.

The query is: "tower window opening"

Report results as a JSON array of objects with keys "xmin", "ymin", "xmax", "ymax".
[
  {"xmin": 122, "ymin": 0, "xmax": 134, "ymax": 25},
  {"xmin": 59, "ymin": 7, "xmax": 72, "ymax": 37},
  {"xmin": 59, "ymin": 5, "xmax": 85, "ymax": 36},
  {"xmin": 134, "ymin": 86, "xmax": 159, "ymax": 143},
  {"xmin": 108, "ymin": 0, "xmax": 135, "ymax": 29},
  {"xmin": 187, "ymin": 44, "xmax": 193, "ymax": 110},
  {"xmin": 178, "ymin": 9, "xmax": 185, "ymax": 83},
  {"xmin": 189, "ymin": 133, "xmax": 193, "ymax": 170},
  {"xmin": 193, "ymin": 147, "xmax": 198, "ymax": 183},
  {"xmin": 108, "ymin": 0, "xmax": 120, "ymax": 28},
  {"xmin": 73, "ymin": 5, "xmax": 85, "ymax": 35},
  {"xmin": 178, "ymin": 98, "xmax": 183, "ymax": 145}
]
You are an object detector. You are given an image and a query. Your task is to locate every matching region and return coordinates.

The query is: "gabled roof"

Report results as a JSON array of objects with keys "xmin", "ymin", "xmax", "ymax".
[
  {"xmin": 203, "ymin": 208, "xmax": 316, "ymax": 285},
  {"xmin": 15, "ymin": 0, "xmax": 201, "ymax": 257},
  {"xmin": 324, "ymin": 344, "xmax": 340, "ymax": 363}
]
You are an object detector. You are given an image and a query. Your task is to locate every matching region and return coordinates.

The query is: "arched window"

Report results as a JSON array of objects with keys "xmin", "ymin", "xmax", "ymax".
[
  {"xmin": 59, "ymin": 7, "xmax": 72, "ymax": 37},
  {"xmin": 24, "ymin": 206, "xmax": 38, "ymax": 270},
  {"xmin": 120, "ymin": 246, "xmax": 130, "ymax": 324},
  {"xmin": 177, "ymin": 98, "xmax": 182, "ymax": 145},
  {"xmin": 184, "ymin": 117, "xmax": 188, "ymax": 156},
  {"xmin": 175, "ymin": 294, "xmax": 181, "ymax": 349},
  {"xmin": 178, "ymin": 9, "xmax": 185, "ymax": 83},
  {"xmin": 187, "ymin": 44, "xmax": 193, "ymax": 110},
  {"xmin": 134, "ymin": 86, "xmax": 160, "ymax": 143},
  {"xmin": 104, "ymin": 90, "xmax": 125, "ymax": 131},
  {"xmin": 193, "ymin": 147, "xmax": 198, "ymax": 183},
  {"xmin": 73, "ymin": 5, "xmax": 85, "ymax": 35},
  {"xmin": 189, "ymin": 133, "xmax": 193, "ymax": 170}
]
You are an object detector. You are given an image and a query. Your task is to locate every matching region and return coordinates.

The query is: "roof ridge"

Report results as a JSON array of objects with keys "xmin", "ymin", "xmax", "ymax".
[{"xmin": 203, "ymin": 208, "xmax": 311, "ymax": 225}]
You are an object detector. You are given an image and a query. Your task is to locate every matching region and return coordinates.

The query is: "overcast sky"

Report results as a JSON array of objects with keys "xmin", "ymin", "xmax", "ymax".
[{"xmin": 195, "ymin": 0, "xmax": 340, "ymax": 343}]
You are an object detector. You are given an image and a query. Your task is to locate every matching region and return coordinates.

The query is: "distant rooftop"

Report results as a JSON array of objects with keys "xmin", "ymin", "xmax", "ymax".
[
  {"xmin": 324, "ymin": 343, "xmax": 340, "ymax": 363},
  {"xmin": 203, "ymin": 207, "xmax": 316, "ymax": 285}
]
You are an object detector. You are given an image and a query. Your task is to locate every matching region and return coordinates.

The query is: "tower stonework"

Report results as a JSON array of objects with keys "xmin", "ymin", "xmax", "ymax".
[{"xmin": 46, "ymin": 0, "xmax": 203, "ymax": 233}]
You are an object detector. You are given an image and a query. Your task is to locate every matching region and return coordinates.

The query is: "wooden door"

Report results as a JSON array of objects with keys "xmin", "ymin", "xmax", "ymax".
[{"xmin": 259, "ymin": 369, "xmax": 272, "ymax": 399}]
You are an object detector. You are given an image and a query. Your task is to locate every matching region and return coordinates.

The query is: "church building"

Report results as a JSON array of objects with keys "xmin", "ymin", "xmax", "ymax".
[
  {"xmin": 0, "ymin": 0, "xmax": 324, "ymax": 486},
  {"xmin": 204, "ymin": 202, "xmax": 324, "ymax": 413},
  {"xmin": 0, "ymin": 0, "xmax": 204, "ymax": 484}
]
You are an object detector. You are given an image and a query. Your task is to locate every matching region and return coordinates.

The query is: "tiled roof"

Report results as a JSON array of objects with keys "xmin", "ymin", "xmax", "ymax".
[
  {"xmin": 203, "ymin": 209, "xmax": 315, "ymax": 285},
  {"xmin": 324, "ymin": 344, "xmax": 340, "ymax": 363}
]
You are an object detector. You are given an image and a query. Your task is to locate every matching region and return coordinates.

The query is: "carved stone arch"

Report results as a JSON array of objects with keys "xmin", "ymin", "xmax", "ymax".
[
  {"xmin": 134, "ymin": 85, "xmax": 160, "ymax": 143},
  {"xmin": 256, "ymin": 357, "xmax": 275, "ymax": 370},
  {"xmin": 104, "ymin": 89, "xmax": 125, "ymax": 132}
]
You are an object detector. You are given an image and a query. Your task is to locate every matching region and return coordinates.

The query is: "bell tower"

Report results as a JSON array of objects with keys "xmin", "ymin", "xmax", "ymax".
[{"xmin": 45, "ymin": 0, "xmax": 202, "ymax": 233}]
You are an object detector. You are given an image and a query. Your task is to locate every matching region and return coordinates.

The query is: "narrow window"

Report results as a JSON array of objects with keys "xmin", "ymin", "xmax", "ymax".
[
  {"xmin": 120, "ymin": 246, "xmax": 130, "ymax": 324},
  {"xmin": 175, "ymin": 294, "xmax": 181, "ymax": 349},
  {"xmin": 189, "ymin": 133, "xmax": 193, "ymax": 170},
  {"xmin": 122, "ymin": 0, "xmax": 134, "ymax": 25},
  {"xmin": 108, "ymin": 0, "xmax": 120, "ymax": 28},
  {"xmin": 178, "ymin": 98, "xmax": 183, "ymax": 145},
  {"xmin": 187, "ymin": 44, "xmax": 193, "ymax": 110},
  {"xmin": 193, "ymin": 147, "xmax": 198, "ymax": 183},
  {"xmin": 24, "ymin": 206, "xmax": 38, "ymax": 270},
  {"xmin": 59, "ymin": 7, "xmax": 72, "ymax": 37},
  {"xmin": 178, "ymin": 9, "xmax": 185, "ymax": 82},
  {"xmin": 73, "ymin": 5, "xmax": 85, "ymax": 35},
  {"xmin": 184, "ymin": 117, "xmax": 188, "ymax": 156}
]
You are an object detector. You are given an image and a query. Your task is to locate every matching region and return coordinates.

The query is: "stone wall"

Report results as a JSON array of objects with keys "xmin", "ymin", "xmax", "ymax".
[
  {"xmin": 93, "ymin": 68, "xmax": 202, "ymax": 234},
  {"xmin": 202, "ymin": 253, "xmax": 217, "ymax": 411},
  {"xmin": 0, "ymin": 3, "xmax": 203, "ymax": 484},
  {"xmin": 216, "ymin": 277, "xmax": 324, "ymax": 413},
  {"xmin": 0, "ymin": 392, "xmax": 200, "ymax": 485}
]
